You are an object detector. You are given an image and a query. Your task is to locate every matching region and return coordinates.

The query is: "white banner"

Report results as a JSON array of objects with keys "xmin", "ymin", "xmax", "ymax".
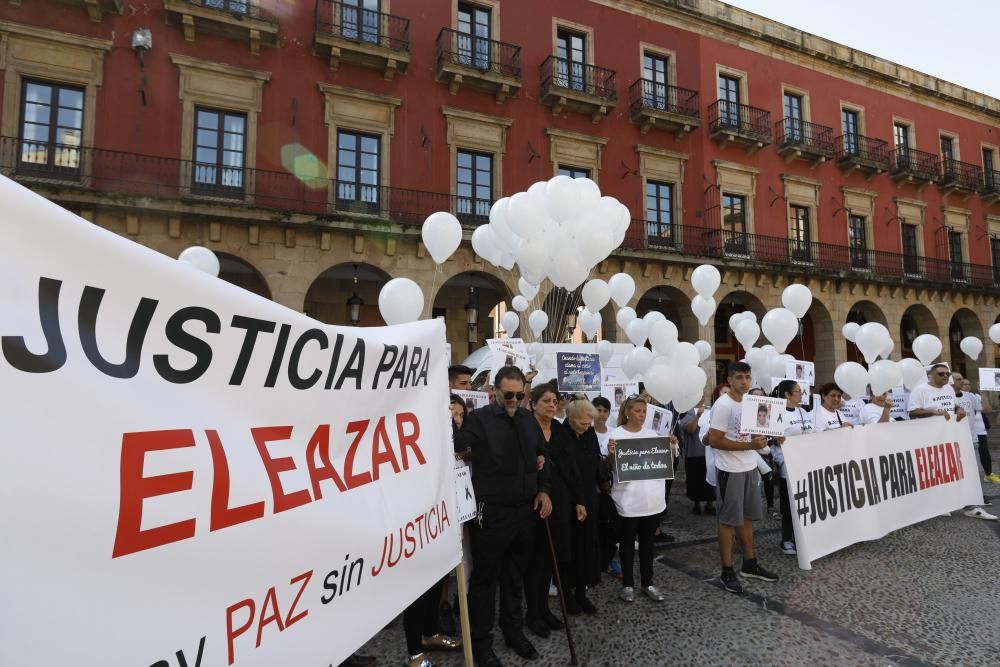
[
  {"xmin": 782, "ymin": 417, "xmax": 984, "ymax": 570},
  {"xmin": 0, "ymin": 177, "xmax": 460, "ymax": 666}
]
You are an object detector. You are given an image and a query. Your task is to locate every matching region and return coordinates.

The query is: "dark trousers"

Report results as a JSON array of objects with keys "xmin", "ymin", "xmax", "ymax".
[
  {"xmin": 978, "ymin": 434, "xmax": 993, "ymax": 476},
  {"xmin": 403, "ymin": 577, "xmax": 443, "ymax": 654},
  {"xmin": 618, "ymin": 514, "xmax": 659, "ymax": 588},
  {"xmin": 468, "ymin": 504, "xmax": 535, "ymax": 653},
  {"xmin": 662, "ymin": 455, "xmax": 680, "ymax": 516},
  {"xmin": 778, "ymin": 474, "xmax": 793, "ymax": 543},
  {"xmin": 762, "ymin": 471, "xmax": 775, "ymax": 509},
  {"xmin": 598, "ymin": 492, "xmax": 619, "ymax": 565},
  {"xmin": 524, "ymin": 522, "xmax": 571, "ymax": 621}
]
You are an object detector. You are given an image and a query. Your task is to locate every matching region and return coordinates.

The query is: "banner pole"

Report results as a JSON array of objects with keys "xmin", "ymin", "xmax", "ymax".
[{"xmin": 455, "ymin": 562, "xmax": 474, "ymax": 667}]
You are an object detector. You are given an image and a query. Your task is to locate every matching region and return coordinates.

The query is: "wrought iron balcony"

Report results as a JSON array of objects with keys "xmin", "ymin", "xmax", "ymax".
[
  {"xmin": 938, "ymin": 157, "xmax": 983, "ymax": 195},
  {"xmin": 63, "ymin": 0, "xmax": 123, "ymax": 21},
  {"xmin": 435, "ymin": 28, "xmax": 522, "ymax": 103},
  {"xmin": 775, "ymin": 118, "xmax": 834, "ymax": 165},
  {"xmin": 983, "ymin": 169, "xmax": 1000, "ymax": 202},
  {"xmin": 314, "ymin": 0, "xmax": 410, "ymax": 80},
  {"xmin": 890, "ymin": 147, "xmax": 939, "ymax": 185},
  {"xmin": 163, "ymin": 0, "xmax": 279, "ymax": 54},
  {"xmin": 707, "ymin": 100, "xmax": 771, "ymax": 153},
  {"xmin": 835, "ymin": 133, "xmax": 889, "ymax": 177},
  {"xmin": 627, "ymin": 80, "xmax": 700, "ymax": 137},
  {"xmin": 539, "ymin": 56, "xmax": 617, "ymax": 123},
  {"xmin": 621, "ymin": 220, "xmax": 710, "ymax": 255}
]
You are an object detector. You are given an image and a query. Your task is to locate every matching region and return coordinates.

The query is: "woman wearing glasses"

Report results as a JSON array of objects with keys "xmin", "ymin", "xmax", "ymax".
[
  {"xmin": 813, "ymin": 383, "xmax": 853, "ymax": 432},
  {"xmin": 606, "ymin": 395, "xmax": 678, "ymax": 603},
  {"xmin": 770, "ymin": 380, "xmax": 814, "ymax": 555}
]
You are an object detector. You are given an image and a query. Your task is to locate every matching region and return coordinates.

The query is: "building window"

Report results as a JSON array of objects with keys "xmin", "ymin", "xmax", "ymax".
[
  {"xmin": 558, "ymin": 165, "xmax": 590, "ymax": 179},
  {"xmin": 645, "ymin": 180, "xmax": 674, "ymax": 245},
  {"xmin": 848, "ymin": 214, "xmax": 868, "ymax": 269},
  {"xmin": 18, "ymin": 79, "xmax": 84, "ymax": 174},
  {"xmin": 336, "ymin": 130, "xmax": 380, "ymax": 212},
  {"xmin": 789, "ymin": 205, "xmax": 811, "ymax": 263},
  {"xmin": 718, "ymin": 74, "xmax": 741, "ymax": 127},
  {"xmin": 841, "ymin": 108, "xmax": 859, "ymax": 155},
  {"xmin": 643, "ymin": 52, "xmax": 669, "ymax": 109},
  {"xmin": 902, "ymin": 223, "xmax": 919, "ymax": 275},
  {"xmin": 205, "ymin": 0, "xmax": 250, "ymax": 15},
  {"xmin": 894, "ymin": 123, "xmax": 910, "ymax": 152},
  {"xmin": 783, "ymin": 92, "xmax": 803, "ymax": 141},
  {"xmin": 192, "ymin": 107, "xmax": 246, "ymax": 195},
  {"xmin": 948, "ymin": 229, "xmax": 965, "ymax": 280},
  {"xmin": 457, "ymin": 3, "xmax": 491, "ymax": 69},
  {"xmin": 991, "ymin": 237, "xmax": 1000, "ymax": 286},
  {"xmin": 556, "ymin": 29, "xmax": 586, "ymax": 91},
  {"xmin": 940, "ymin": 135, "xmax": 955, "ymax": 162},
  {"xmin": 984, "ymin": 147, "xmax": 997, "ymax": 190},
  {"xmin": 340, "ymin": 0, "xmax": 380, "ymax": 44},
  {"xmin": 456, "ymin": 149, "xmax": 492, "ymax": 224},
  {"xmin": 722, "ymin": 193, "xmax": 747, "ymax": 255}
]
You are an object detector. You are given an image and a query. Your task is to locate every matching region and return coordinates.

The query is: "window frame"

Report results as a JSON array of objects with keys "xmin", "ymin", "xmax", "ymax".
[
  {"xmin": 848, "ymin": 213, "xmax": 869, "ymax": 270},
  {"xmin": 456, "ymin": 2, "xmax": 492, "ymax": 69},
  {"xmin": 558, "ymin": 164, "xmax": 590, "ymax": 179},
  {"xmin": 721, "ymin": 192, "xmax": 749, "ymax": 257},
  {"xmin": 645, "ymin": 179, "xmax": 675, "ymax": 246},
  {"xmin": 17, "ymin": 78, "xmax": 86, "ymax": 176},
  {"xmin": 191, "ymin": 106, "xmax": 248, "ymax": 196},
  {"xmin": 901, "ymin": 222, "xmax": 920, "ymax": 276},
  {"xmin": 789, "ymin": 204, "xmax": 812, "ymax": 264},
  {"xmin": 456, "ymin": 148, "xmax": 494, "ymax": 224},
  {"xmin": 335, "ymin": 129, "xmax": 382, "ymax": 213}
]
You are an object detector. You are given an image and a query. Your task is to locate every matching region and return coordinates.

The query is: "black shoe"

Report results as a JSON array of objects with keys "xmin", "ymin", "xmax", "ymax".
[
  {"xmin": 577, "ymin": 595, "xmax": 597, "ymax": 615},
  {"xmin": 740, "ymin": 559, "xmax": 779, "ymax": 582},
  {"xmin": 542, "ymin": 609, "xmax": 563, "ymax": 630},
  {"xmin": 525, "ymin": 616, "xmax": 550, "ymax": 638},
  {"xmin": 504, "ymin": 634, "xmax": 539, "ymax": 660},
  {"xmin": 438, "ymin": 603, "xmax": 456, "ymax": 636},
  {"xmin": 720, "ymin": 568, "xmax": 744, "ymax": 594},
  {"xmin": 564, "ymin": 596, "xmax": 582, "ymax": 615},
  {"xmin": 473, "ymin": 647, "xmax": 503, "ymax": 667},
  {"xmin": 339, "ymin": 653, "xmax": 377, "ymax": 667},
  {"xmin": 654, "ymin": 532, "xmax": 676, "ymax": 543}
]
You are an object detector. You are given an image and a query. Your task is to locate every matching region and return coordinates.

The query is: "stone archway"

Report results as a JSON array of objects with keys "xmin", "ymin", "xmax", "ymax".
[
  {"xmin": 217, "ymin": 253, "xmax": 271, "ymax": 300},
  {"xmin": 714, "ymin": 290, "xmax": 767, "ymax": 384},
  {"xmin": 636, "ymin": 284, "xmax": 699, "ymax": 344},
  {"xmin": 948, "ymin": 307, "xmax": 985, "ymax": 379},
  {"xmin": 304, "ymin": 262, "xmax": 391, "ymax": 326},
  {"xmin": 900, "ymin": 304, "xmax": 939, "ymax": 360},
  {"xmin": 433, "ymin": 271, "xmax": 511, "ymax": 358},
  {"xmin": 844, "ymin": 300, "xmax": 889, "ymax": 364}
]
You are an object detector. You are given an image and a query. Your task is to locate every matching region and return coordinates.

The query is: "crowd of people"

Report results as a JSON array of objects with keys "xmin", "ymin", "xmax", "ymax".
[{"xmin": 341, "ymin": 360, "xmax": 998, "ymax": 667}]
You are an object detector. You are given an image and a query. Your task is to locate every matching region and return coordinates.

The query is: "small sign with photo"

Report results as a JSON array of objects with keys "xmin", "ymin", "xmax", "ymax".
[
  {"xmin": 602, "ymin": 381, "xmax": 639, "ymax": 411},
  {"xmin": 739, "ymin": 395, "xmax": 788, "ymax": 437},
  {"xmin": 556, "ymin": 351, "xmax": 602, "ymax": 393},
  {"xmin": 978, "ymin": 368, "xmax": 1000, "ymax": 392},
  {"xmin": 772, "ymin": 377, "xmax": 811, "ymax": 407},
  {"xmin": 487, "ymin": 338, "xmax": 530, "ymax": 378},
  {"xmin": 890, "ymin": 387, "xmax": 910, "ymax": 420},
  {"xmin": 613, "ymin": 436, "xmax": 675, "ymax": 483},
  {"xmin": 454, "ymin": 389, "xmax": 490, "ymax": 412},
  {"xmin": 785, "ymin": 360, "xmax": 815, "ymax": 385},
  {"xmin": 453, "ymin": 464, "xmax": 477, "ymax": 523},
  {"xmin": 643, "ymin": 404, "xmax": 675, "ymax": 437}
]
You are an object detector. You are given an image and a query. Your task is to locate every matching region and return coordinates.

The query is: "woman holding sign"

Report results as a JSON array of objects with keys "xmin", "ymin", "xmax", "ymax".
[
  {"xmin": 813, "ymin": 383, "xmax": 854, "ymax": 432},
  {"xmin": 771, "ymin": 380, "xmax": 814, "ymax": 556},
  {"xmin": 607, "ymin": 396, "xmax": 678, "ymax": 603}
]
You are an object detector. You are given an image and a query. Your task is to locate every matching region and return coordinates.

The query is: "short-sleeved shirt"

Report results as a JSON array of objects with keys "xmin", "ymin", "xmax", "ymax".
[
  {"xmin": 609, "ymin": 426, "xmax": 667, "ymax": 517},
  {"xmin": 595, "ymin": 427, "xmax": 612, "ymax": 457},
  {"xmin": 970, "ymin": 393, "xmax": 988, "ymax": 437},
  {"xmin": 708, "ymin": 393, "xmax": 757, "ymax": 473},
  {"xmin": 813, "ymin": 405, "xmax": 845, "ymax": 432},
  {"xmin": 861, "ymin": 402, "xmax": 889, "ymax": 425},
  {"xmin": 908, "ymin": 382, "xmax": 956, "ymax": 417},
  {"xmin": 772, "ymin": 406, "xmax": 813, "ymax": 478}
]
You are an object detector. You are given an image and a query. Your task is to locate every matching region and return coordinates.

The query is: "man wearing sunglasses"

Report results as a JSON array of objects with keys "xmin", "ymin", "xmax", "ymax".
[{"xmin": 454, "ymin": 366, "xmax": 553, "ymax": 667}]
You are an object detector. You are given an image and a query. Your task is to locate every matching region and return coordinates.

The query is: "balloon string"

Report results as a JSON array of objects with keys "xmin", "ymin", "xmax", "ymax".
[{"xmin": 429, "ymin": 264, "xmax": 441, "ymax": 315}]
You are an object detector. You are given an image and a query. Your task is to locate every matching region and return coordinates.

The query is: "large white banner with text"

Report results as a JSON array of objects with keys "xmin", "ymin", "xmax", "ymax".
[
  {"xmin": 0, "ymin": 176, "xmax": 460, "ymax": 666},
  {"xmin": 782, "ymin": 417, "xmax": 984, "ymax": 570}
]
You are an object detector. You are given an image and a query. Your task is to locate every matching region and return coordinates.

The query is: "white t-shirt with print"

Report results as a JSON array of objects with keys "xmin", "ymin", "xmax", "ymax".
[
  {"xmin": 773, "ymin": 406, "xmax": 812, "ymax": 478},
  {"xmin": 908, "ymin": 382, "xmax": 956, "ymax": 416},
  {"xmin": 813, "ymin": 405, "xmax": 845, "ymax": 432},
  {"xmin": 708, "ymin": 393, "xmax": 758, "ymax": 473},
  {"xmin": 861, "ymin": 402, "xmax": 890, "ymax": 425},
  {"xmin": 970, "ymin": 393, "xmax": 988, "ymax": 437},
  {"xmin": 840, "ymin": 398, "xmax": 865, "ymax": 425},
  {"xmin": 609, "ymin": 426, "xmax": 667, "ymax": 517}
]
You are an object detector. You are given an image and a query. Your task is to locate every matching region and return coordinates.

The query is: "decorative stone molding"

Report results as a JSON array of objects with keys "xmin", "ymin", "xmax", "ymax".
[{"xmin": 545, "ymin": 128, "xmax": 609, "ymax": 182}]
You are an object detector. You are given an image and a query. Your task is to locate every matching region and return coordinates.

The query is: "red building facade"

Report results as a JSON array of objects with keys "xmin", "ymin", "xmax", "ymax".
[{"xmin": 2, "ymin": 0, "xmax": 999, "ymax": 382}]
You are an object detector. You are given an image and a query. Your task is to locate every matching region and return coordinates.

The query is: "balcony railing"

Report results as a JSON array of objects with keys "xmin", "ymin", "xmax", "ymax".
[
  {"xmin": 627, "ymin": 80, "xmax": 699, "ymax": 119},
  {"xmin": 890, "ymin": 147, "xmax": 939, "ymax": 183},
  {"xmin": 539, "ymin": 56, "xmax": 617, "ymax": 101},
  {"xmin": 835, "ymin": 133, "xmax": 889, "ymax": 167},
  {"xmin": 707, "ymin": 100, "xmax": 771, "ymax": 143},
  {"xmin": 315, "ymin": 0, "xmax": 410, "ymax": 53},
  {"xmin": 983, "ymin": 169, "xmax": 1000, "ymax": 196},
  {"xmin": 621, "ymin": 220, "xmax": 711, "ymax": 254},
  {"xmin": 940, "ymin": 157, "xmax": 984, "ymax": 192},
  {"xmin": 436, "ymin": 28, "xmax": 520, "ymax": 78},
  {"xmin": 190, "ymin": 0, "xmax": 270, "ymax": 19},
  {"xmin": 775, "ymin": 118, "xmax": 834, "ymax": 153}
]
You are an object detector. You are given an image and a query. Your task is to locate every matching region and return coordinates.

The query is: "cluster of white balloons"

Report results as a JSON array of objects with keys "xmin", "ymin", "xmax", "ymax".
[
  {"xmin": 690, "ymin": 264, "xmax": 721, "ymax": 326},
  {"xmin": 841, "ymin": 321, "xmax": 894, "ymax": 364}
]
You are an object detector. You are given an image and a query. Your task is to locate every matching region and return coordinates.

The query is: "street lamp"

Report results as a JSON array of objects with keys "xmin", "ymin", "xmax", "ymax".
[
  {"xmin": 347, "ymin": 263, "xmax": 363, "ymax": 326},
  {"xmin": 565, "ymin": 308, "xmax": 579, "ymax": 341},
  {"xmin": 464, "ymin": 286, "xmax": 479, "ymax": 344}
]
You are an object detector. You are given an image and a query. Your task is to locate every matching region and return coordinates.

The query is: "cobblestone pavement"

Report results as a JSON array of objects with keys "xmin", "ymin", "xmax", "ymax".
[{"xmin": 354, "ymin": 441, "xmax": 1000, "ymax": 667}]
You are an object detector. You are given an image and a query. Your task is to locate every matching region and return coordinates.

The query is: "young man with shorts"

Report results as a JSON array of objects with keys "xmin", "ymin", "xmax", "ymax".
[{"xmin": 708, "ymin": 361, "xmax": 779, "ymax": 593}]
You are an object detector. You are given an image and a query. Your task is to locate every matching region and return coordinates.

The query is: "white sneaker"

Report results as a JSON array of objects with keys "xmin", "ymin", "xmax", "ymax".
[
  {"xmin": 620, "ymin": 586, "xmax": 634, "ymax": 602},
  {"xmin": 962, "ymin": 507, "xmax": 998, "ymax": 520},
  {"xmin": 780, "ymin": 540, "xmax": 797, "ymax": 555},
  {"xmin": 642, "ymin": 585, "xmax": 665, "ymax": 602},
  {"xmin": 548, "ymin": 583, "xmax": 558, "ymax": 597}
]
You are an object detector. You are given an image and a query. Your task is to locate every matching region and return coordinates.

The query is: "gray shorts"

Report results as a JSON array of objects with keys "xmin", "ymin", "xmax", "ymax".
[{"xmin": 716, "ymin": 469, "xmax": 763, "ymax": 527}]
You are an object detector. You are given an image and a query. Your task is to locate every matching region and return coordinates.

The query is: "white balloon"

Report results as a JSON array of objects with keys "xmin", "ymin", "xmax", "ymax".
[
  {"xmin": 781, "ymin": 284, "xmax": 813, "ymax": 319},
  {"xmin": 499, "ymin": 252, "xmax": 515, "ymax": 271},
  {"xmin": 672, "ymin": 389, "xmax": 704, "ymax": 414},
  {"xmin": 691, "ymin": 264, "xmax": 721, "ymax": 299},
  {"xmin": 511, "ymin": 296, "xmax": 529, "ymax": 312},
  {"xmin": 470, "ymin": 225, "xmax": 499, "ymax": 265},
  {"xmin": 691, "ymin": 295, "xmax": 716, "ymax": 326},
  {"xmin": 879, "ymin": 338, "xmax": 895, "ymax": 360},
  {"xmin": 728, "ymin": 312, "xmax": 744, "ymax": 333},
  {"xmin": 761, "ymin": 308, "xmax": 798, "ymax": 354},
  {"xmin": 616, "ymin": 307, "xmax": 637, "ymax": 330},
  {"xmin": 990, "ymin": 323, "xmax": 1000, "ymax": 345},
  {"xmin": 501, "ymin": 311, "xmax": 520, "ymax": 336},
  {"xmin": 960, "ymin": 336, "xmax": 983, "ymax": 360},
  {"xmin": 546, "ymin": 175, "xmax": 579, "ymax": 223},
  {"xmin": 528, "ymin": 310, "xmax": 549, "ymax": 337},
  {"xmin": 624, "ymin": 346, "xmax": 653, "ymax": 379},
  {"xmin": 507, "ymin": 191, "xmax": 547, "ymax": 240},
  {"xmin": 378, "ymin": 278, "xmax": 424, "ymax": 325},
  {"xmin": 626, "ymin": 319, "xmax": 650, "ymax": 347},
  {"xmin": 574, "ymin": 177, "xmax": 602, "ymax": 211},
  {"xmin": 741, "ymin": 311, "xmax": 758, "ymax": 325},
  {"xmin": 735, "ymin": 320, "xmax": 761, "ymax": 350},
  {"xmin": 869, "ymin": 360, "xmax": 902, "ymax": 396},
  {"xmin": 518, "ymin": 278, "xmax": 539, "ymax": 301},
  {"xmin": 580, "ymin": 309, "xmax": 602, "ymax": 339},
  {"xmin": 672, "ymin": 342, "xmax": 701, "ymax": 367},
  {"xmin": 597, "ymin": 339, "xmax": 615, "ymax": 366},
  {"xmin": 676, "ymin": 364, "xmax": 708, "ymax": 399},
  {"xmin": 527, "ymin": 342, "xmax": 544, "ymax": 360},
  {"xmin": 855, "ymin": 322, "xmax": 890, "ymax": 365},
  {"xmin": 608, "ymin": 273, "xmax": 636, "ymax": 308},
  {"xmin": 643, "ymin": 310, "xmax": 667, "ymax": 325},
  {"xmin": 581, "ymin": 279, "xmax": 611, "ymax": 313},
  {"xmin": 899, "ymin": 357, "xmax": 927, "ymax": 390},
  {"xmin": 648, "ymin": 320, "xmax": 679, "ymax": 351},
  {"xmin": 911, "ymin": 334, "xmax": 942, "ymax": 366},
  {"xmin": 643, "ymin": 365, "xmax": 675, "ymax": 404},
  {"xmin": 842, "ymin": 322, "xmax": 860, "ymax": 343},
  {"xmin": 528, "ymin": 180, "xmax": 548, "ymax": 200},
  {"xmin": 178, "ymin": 246, "xmax": 220, "ymax": 277},
  {"xmin": 421, "ymin": 211, "xmax": 462, "ymax": 264},
  {"xmin": 834, "ymin": 362, "xmax": 870, "ymax": 400},
  {"xmin": 695, "ymin": 340, "xmax": 712, "ymax": 361}
]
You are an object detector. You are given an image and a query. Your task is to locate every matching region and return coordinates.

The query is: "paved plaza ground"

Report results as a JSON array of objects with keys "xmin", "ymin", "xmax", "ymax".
[{"xmin": 356, "ymin": 440, "xmax": 1000, "ymax": 667}]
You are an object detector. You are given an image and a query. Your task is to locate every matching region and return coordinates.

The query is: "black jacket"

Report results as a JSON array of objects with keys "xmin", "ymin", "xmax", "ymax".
[{"xmin": 454, "ymin": 402, "xmax": 552, "ymax": 505}]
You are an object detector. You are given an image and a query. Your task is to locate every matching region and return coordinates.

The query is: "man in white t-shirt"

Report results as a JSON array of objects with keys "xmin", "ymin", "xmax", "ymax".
[
  {"xmin": 909, "ymin": 364, "xmax": 995, "ymax": 520},
  {"xmin": 861, "ymin": 392, "xmax": 892, "ymax": 424},
  {"xmin": 708, "ymin": 361, "xmax": 778, "ymax": 594}
]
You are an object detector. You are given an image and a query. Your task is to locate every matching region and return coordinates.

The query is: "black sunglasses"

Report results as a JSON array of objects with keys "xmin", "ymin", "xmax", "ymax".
[{"xmin": 503, "ymin": 391, "xmax": 526, "ymax": 401}]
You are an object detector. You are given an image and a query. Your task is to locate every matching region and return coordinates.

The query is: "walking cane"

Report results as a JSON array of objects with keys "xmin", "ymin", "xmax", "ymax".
[{"xmin": 544, "ymin": 517, "xmax": 579, "ymax": 666}]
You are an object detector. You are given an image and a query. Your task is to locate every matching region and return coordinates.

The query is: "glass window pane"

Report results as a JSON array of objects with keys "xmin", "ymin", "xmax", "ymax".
[
  {"xmin": 361, "ymin": 136, "xmax": 379, "ymax": 154},
  {"xmin": 57, "ymin": 108, "xmax": 83, "ymax": 130},
  {"xmin": 224, "ymin": 114, "xmax": 245, "ymax": 134},
  {"xmin": 223, "ymin": 132, "xmax": 244, "ymax": 152},
  {"xmin": 223, "ymin": 151, "xmax": 243, "ymax": 168},
  {"xmin": 338, "ymin": 166, "xmax": 355, "ymax": 181},
  {"xmin": 338, "ymin": 133, "xmax": 357, "ymax": 150},
  {"xmin": 24, "ymin": 102, "xmax": 50, "ymax": 125},
  {"xmin": 25, "ymin": 83, "xmax": 51, "ymax": 105},
  {"xmin": 457, "ymin": 151, "xmax": 471, "ymax": 168},
  {"xmin": 57, "ymin": 128, "xmax": 81, "ymax": 146},
  {"xmin": 58, "ymin": 88, "xmax": 84, "ymax": 110},
  {"xmin": 197, "ymin": 110, "xmax": 218, "ymax": 130},
  {"xmin": 361, "ymin": 153, "xmax": 378, "ymax": 171},
  {"xmin": 196, "ymin": 129, "xmax": 218, "ymax": 149},
  {"xmin": 22, "ymin": 123, "xmax": 48, "ymax": 142},
  {"xmin": 196, "ymin": 147, "xmax": 217, "ymax": 164}
]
